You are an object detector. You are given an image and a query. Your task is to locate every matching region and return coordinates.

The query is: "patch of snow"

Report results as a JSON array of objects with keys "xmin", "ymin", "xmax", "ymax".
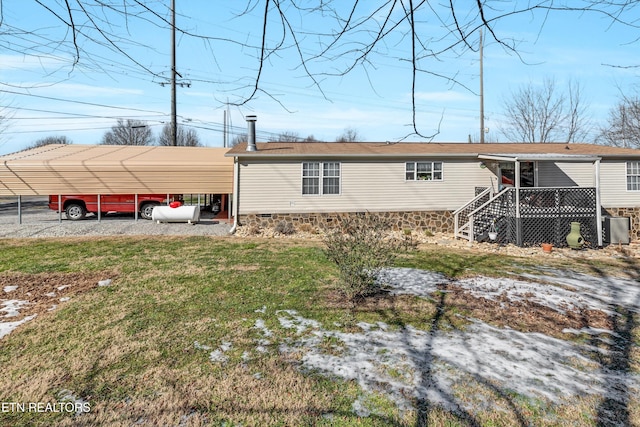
[
  {"xmin": 45, "ymin": 292, "xmax": 56, "ymax": 297},
  {"xmin": 255, "ymin": 305, "xmax": 266, "ymax": 313},
  {"xmin": 57, "ymin": 285, "xmax": 69, "ymax": 291},
  {"xmin": 253, "ymin": 319, "xmax": 272, "ymax": 337},
  {"xmin": 521, "ymin": 269, "xmax": 640, "ymax": 314},
  {"xmin": 1, "ymin": 299, "xmax": 30, "ymax": 317},
  {"xmin": 0, "ymin": 314, "xmax": 37, "ymax": 339},
  {"xmin": 381, "ymin": 267, "xmax": 640, "ymax": 318},
  {"xmin": 275, "ymin": 266, "xmax": 640, "ymax": 416},
  {"xmin": 209, "ymin": 349, "xmax": 228, "ymax": 363},
  {"xmin": 376, "ymin": 267, "xmax": 448, "ymax": 297},
  {"xmin": 563, "ymin": 327, "xmax": 621, "ymax": 337},
  {"xmin": 3, "ymin": 285, "xmax": 18, "ymax": 293},
  {"xmin": 255, "ymin": 339, "xmax": 270, "ymax": 353},
  {"xmin": 97, "ymin": 279, "xmax": 112, "ymax": 287},
  {"xmin": 276, "ymin": 309, "xmax": 321, "ymax": 334},
  {"xmin": 57, "ymin": 389, "xmax": 90, "ymax": 415},
  {"xmin": 59, "ymin": 297, "xmax": 70, "ymax": 302},
  {"xmin": 352, "ymin": 396, "xmax": 371, "ymax": 417},
  {"xmin": 208, "ymin": 341, "xmax": 232, "ymax": 363},
  {"xmin": 193, "ymin": 341, "xmax": 212, "ymax": 351},
  {"xmin": 454, "ymin": 276, "xmax": 591, "ymax": 314},
  {"xmin": 279, "ymin": 310, "xmax": 638, "ymax": 414},
  {"xmin": 58, "ymin": 389, "xmax": 90, "ymax": 414}
]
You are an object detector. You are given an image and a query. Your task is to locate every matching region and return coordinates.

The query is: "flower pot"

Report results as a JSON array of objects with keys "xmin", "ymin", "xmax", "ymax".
[
  {"xmin": 488, "ymin": 231, "xmax": 497, "ymax": 241},
  {"xmin": 541, "ymin": 243, "xmax": 553, "ymax": 253}
]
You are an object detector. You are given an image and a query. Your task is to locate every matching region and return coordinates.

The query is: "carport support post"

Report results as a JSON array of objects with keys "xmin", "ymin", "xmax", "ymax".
[
  {"xmin": 97, "ymin": 194, "xmax": 102, "ymax": 222},
  {"xmin": 135, "ymin": 194, "xmax": 139, "ymax": 221},
  {"xmin": 58, "ymin": 195, "xmax": 62, "ymax": 223},
  {"xmin": 17, "ymin": 196, "xmax": 21, "ymax": 224}
]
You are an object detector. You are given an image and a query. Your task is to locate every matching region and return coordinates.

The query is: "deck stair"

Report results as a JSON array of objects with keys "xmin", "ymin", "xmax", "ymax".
[{"xmin": 454, "ymin": 187, "xmax": 510, "ymax": 242}]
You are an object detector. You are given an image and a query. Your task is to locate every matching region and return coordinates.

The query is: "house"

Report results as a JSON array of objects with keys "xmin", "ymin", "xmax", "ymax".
[{"xmin": 226, "ymin": 139, "xmax": 640, "ymax": 247}]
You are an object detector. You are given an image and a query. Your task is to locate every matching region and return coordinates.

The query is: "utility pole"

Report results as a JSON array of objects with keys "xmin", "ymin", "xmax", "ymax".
[
  {"xmin": 171, "ymin": 0, "xmax": 177, "ymax": 146},
  {"xmin": 479, "ymin": 28, "xmax": 485, "ymax": 144}
]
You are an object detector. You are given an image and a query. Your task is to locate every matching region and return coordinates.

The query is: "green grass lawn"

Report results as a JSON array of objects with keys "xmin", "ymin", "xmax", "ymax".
[{"xmin": 0, "ymin": 236, "xmax": 637, "ymax": 426}]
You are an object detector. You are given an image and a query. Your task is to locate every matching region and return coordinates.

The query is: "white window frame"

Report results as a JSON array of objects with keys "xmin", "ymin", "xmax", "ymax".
[
  {"xmin": 405, "ymin": 161, "xmax": 443, "ymax": 181},
  {"xmin": 627, "ymin": 161, "xmax": 640, "ymax": 191},
  {"xmin": 302, "ymin": 162, "xmax": 341, "ymax": 195}
]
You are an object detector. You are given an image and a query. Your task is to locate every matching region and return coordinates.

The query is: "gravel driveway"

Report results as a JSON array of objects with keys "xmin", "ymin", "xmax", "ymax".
[{"xmin": 0, "ymin": 197, "xmax": 232, "ymax": 238}]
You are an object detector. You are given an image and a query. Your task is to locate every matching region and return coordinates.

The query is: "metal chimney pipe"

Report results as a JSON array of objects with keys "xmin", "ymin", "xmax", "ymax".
[{"xmin": 246, "ymin": 115, "xmax": 257, "ymax": 151}]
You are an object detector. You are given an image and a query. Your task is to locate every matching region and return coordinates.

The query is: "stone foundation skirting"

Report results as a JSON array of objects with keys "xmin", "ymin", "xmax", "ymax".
[
  {"xmin": 239, "ymin": 211, "xmax": 454, "ymax": 234},
  {"xmin": 240, "ymin": 208, "xmax": 639, "ymax": 242},
  {"xmin": 604, "ymin": 207, "xmax": 640, "ymax": 242}
]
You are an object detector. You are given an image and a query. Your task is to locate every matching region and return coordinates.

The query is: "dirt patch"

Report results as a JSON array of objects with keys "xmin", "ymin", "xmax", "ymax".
[
  {"xmin": 439, "ymin": 283, "xmax": 612, "ymax": 338},
  {"xmin": 327, "ymin": 282, "xmax": 612, "ymax": 339},
  {"xmin": 0, "ymin": 271, "xmax": 116, "ymax": 322}
]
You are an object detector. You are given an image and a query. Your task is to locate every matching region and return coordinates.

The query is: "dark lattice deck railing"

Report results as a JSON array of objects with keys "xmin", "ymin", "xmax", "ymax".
[{"xmin": 470, "ymin": 187, "xmax": 598, "ymax": 248}]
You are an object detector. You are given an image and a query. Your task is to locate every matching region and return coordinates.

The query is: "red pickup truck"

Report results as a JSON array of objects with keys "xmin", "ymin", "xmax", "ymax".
[{"xmin": 48, "ymin": 194, "xmax": 182, "ymax": 220}]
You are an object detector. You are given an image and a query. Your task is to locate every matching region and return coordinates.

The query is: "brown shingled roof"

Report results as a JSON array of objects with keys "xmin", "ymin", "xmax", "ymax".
[{"xmin": 225, "ymin": 142, "xmax": 640, "ymax": 158}]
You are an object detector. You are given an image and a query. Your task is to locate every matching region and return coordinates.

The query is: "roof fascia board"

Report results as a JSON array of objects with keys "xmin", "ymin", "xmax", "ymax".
[
  {"xmin": 228, "ymin": 153, "xmax": 476, "ymax": 159},
  {"xmin": 478, "ymin": 154, "xmax": 602, "ymax": 162}
]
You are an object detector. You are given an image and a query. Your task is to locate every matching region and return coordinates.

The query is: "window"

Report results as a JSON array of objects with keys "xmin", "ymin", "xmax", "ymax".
[
  {"xmin": 302, "ymin": 162, "xmax": 340, "ymax": 195},
  {"xmin": 405, "ymin": 162, "xmax": 443, "ymax": 181},
  {"xmin": 627, "ymin": 161, "xmax": 640, "ymax": 191}
]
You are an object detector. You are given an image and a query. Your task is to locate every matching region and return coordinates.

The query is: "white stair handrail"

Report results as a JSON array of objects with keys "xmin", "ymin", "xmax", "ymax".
[
  {"xmin": 453, "ymin": 186, "xmax": 492, "ymax": 216},
  {"xmin": 467, "ymin": 187, "xmax": 512, "ymax": 218}
]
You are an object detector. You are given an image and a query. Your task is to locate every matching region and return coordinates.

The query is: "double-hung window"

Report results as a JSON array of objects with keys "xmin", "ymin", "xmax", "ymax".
[
  {"xmin": 302, "ymin": 162, "xmax": 340, "ymax": 195},
  {"xmin": 405, "ymin": 161, "xmax": 443, "ymax": 181},
  {"xmin": 627, "ymin": 161, "xmax": 640, "ymax": 191}
]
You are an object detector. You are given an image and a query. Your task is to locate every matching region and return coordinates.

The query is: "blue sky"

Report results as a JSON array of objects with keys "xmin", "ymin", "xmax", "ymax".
[{"xmin": 0, "ymin": 1, "xmax": 638, "ymax": 155}]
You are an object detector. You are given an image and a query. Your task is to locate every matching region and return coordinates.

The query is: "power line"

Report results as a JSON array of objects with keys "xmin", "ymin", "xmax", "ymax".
[{"xmin": 0, "ymin": 88, "xmax": 167, "ymax": 115}]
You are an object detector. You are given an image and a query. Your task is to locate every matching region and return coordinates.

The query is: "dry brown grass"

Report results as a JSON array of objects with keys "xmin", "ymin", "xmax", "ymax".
[{"xmin": 1, "ymin": 236, "xmax": 638, "ymax": 426}]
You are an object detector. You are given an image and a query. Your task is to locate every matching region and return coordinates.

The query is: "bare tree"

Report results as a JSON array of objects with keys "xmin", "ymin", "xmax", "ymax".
[
  {"xmin": 230, "ymin": 133, "xmax": 247, "ymax": 147},
  {"xmin": 101, "ymin": 119, "xmax": 154, "ymax": 146},
  {"xmin": 269, "ymin": 131, "xmax": 302, "ymax": 142},
  {"xmin": 335, "ymin": 127, "xmax": 362, "ymax": 142},
  {"xmin": 26, "ymin": 135, "xmax": 72, "ymax": 149},
  {"xmin": 268, "ymin": 131, "xmax": 318, "ymax": 142},
  {"xmin": 2, "ymin": 2, "xmax": 636, "ymax": 140},
  {"xmin": 499, "ymin": 79, "xmax": 591, "ymax": 143},
  {"xmin": 596, "ymin": 94, "xmax": 640, "ymax": 148},
  {"xmin": 158, "ymin": 124, "xmax": 202, "ymax": 147}
]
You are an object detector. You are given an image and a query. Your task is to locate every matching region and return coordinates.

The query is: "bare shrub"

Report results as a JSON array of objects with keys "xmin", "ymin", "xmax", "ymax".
[
  {"xmin": 322, "ymin": 213, "xmax": 401, "ymax": 301},
  {"xmin": 297, "ymin": 223, "xmax": 317, "ymax": 234},
  {"xmin": 274, "ymin": 221, "xmax": 296, "ymax": 235},
  {"xmin": 246, "ymin": 225, "xmax": 262, "ymax": 235}
]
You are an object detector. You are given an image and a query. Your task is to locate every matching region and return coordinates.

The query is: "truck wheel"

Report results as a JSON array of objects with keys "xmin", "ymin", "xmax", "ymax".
[
  {"xmin": 140, "ymin": 203, "xmax": 158, "ymax": 220},
  {"xmin": 65, "ymin": 203, "xmax": 86, "ymax": 220}
]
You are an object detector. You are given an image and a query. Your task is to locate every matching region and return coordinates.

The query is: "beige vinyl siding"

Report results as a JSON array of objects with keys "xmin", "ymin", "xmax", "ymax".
[
  {"xmin": 537, "ymin": 162, "xmax": 594, "ymax": 187},
  {"xmin": 600, "ymin": 160, "xmax": 640, "ymax": 207},
  {"xmin": 238, "ymin": 158, "xmax": 496, "ymax": 214}
]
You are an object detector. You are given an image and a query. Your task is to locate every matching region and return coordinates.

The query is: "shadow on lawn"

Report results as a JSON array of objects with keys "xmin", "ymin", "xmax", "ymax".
[
  {"xmin": 372, "ymin": 289, "xmax": 530, "ymax": 426},
  {"xmin": 582, "ymin": 255, "xmax": 639, "ymax": 427}
]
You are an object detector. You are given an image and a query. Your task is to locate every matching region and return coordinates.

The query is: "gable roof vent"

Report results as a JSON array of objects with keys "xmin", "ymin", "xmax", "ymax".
[{"xmin": 246, "ymin": 115, "xmax": 257, "ymax": 152}]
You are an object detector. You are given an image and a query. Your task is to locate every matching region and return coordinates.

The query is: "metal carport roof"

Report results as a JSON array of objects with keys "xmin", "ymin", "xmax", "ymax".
[{"xmin": 0, "ymin": 144, "xmax": 234, "ymax": 196}]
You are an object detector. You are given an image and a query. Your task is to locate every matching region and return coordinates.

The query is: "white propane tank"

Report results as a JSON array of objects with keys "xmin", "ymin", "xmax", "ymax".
[{"xmin": 152, "ymin": 205, "xmax": 200, "ymax": 224}]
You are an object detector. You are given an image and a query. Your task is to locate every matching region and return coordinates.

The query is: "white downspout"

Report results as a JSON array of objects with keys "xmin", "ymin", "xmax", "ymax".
[
  {"xmin": 595, "ymin": 159, "xmax": 603, "ymax": 247},
  {"xmin": 229, "ymin": 157, "xmax": 240, "ymax": 234},
  {"xmin": 515, "ymin": 159, "xmax": 521, "ymax": 246}
]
